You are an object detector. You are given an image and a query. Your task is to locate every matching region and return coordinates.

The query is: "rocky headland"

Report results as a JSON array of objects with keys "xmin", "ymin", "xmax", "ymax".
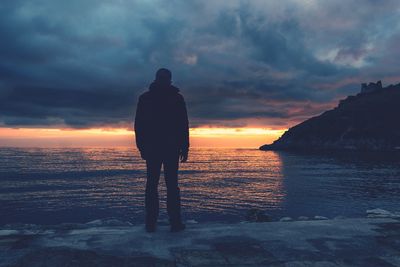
[{"xmin": 260, "ymin": 81, "xmax": 400, "ymax": 151}]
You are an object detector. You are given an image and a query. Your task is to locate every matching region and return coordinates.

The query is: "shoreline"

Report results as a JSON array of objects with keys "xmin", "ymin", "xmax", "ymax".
[{"xmin": 1, "ymin": 213, "xmax": 400, "ymax": 267}]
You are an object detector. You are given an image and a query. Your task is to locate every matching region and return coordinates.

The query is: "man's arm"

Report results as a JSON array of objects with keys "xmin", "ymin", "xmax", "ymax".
[
  {"xmin": 180, "ymin": 96, "xmax": 189, "ymax": 162},
  {"xmin": 134, "ymin": 96, "xmax": 147, "ymax": 159}
]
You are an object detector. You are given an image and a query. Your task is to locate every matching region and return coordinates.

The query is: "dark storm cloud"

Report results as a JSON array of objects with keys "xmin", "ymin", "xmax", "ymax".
[
  {"xmin": 0, "ymin": 86, "xmax": 135, "ymax": 127},
  {"xmin": 1, "ymin": 0, "xmax": 400, "ymax": 129}
]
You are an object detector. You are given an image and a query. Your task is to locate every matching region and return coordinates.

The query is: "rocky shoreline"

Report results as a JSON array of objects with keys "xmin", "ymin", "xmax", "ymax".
[{"xmin": 1, "ymin": 209, "xmax": 399, "ymax": 267}]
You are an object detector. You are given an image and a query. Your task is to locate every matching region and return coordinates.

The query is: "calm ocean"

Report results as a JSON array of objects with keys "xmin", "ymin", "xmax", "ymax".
[{"xmin": 0, "ymin": 147, "xmax": 399, "ymax": 225}]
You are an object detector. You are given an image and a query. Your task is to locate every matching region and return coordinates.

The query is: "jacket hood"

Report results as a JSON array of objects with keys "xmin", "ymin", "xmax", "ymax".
[{"xmin": 149, "ymin": 81, "xmax": 179, "ymax": 94}]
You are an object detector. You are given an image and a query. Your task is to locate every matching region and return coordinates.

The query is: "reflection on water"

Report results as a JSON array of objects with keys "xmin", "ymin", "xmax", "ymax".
[
  {"xmin": 277, "ymin": 151, "xmax": 400, "ymax": 219},
  {"xmin": 0, "ymin": 147, "xmax": 399, "ymax": 225}
]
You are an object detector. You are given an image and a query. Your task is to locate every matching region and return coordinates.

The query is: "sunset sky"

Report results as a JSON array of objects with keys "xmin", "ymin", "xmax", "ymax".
[{"xmin": 1, "ymin": 0, "xmax": 400, "ymax": 147}]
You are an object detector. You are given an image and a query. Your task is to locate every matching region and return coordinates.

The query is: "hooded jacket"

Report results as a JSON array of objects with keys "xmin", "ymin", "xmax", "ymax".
[{"xmin": 134, "ymin": 81, "xmax": 189, "ymax": 156}]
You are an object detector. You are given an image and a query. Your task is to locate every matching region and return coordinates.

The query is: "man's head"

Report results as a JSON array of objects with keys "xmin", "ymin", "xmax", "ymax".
[{"xmin": 155, "ymin": 68, "xmax": 172, "ymax": 85}]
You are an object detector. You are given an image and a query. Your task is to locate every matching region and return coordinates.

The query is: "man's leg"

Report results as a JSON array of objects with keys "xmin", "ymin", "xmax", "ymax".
[
  {"xmin": 145, "ymin": 157, "xmax": 162, "ymax": 230},
  {"xmin": 163, "ymin": 153, "xmax": 183, "ymax": 227}
]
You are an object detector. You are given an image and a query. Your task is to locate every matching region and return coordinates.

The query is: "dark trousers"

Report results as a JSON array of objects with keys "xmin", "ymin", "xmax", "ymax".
[{"xmin": 145, "ymin": 152, "xmax": 182, "ymax": 226}]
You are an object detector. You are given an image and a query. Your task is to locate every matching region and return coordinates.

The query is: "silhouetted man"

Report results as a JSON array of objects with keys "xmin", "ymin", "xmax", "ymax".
[{"xmin": 134, "ymin": 68, "xmax": 189, "ymax": 233}]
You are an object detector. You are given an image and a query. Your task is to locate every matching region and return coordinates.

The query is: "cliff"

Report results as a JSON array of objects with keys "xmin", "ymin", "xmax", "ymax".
[{"xmin": 260, "ymin": 81, "xmax": 400, "ymax": 151}]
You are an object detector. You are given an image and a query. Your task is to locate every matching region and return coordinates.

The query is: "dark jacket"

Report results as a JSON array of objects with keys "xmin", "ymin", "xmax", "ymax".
[{"xmin": 134, "ymin": 82, "xmax": 189, "ymax": 157}]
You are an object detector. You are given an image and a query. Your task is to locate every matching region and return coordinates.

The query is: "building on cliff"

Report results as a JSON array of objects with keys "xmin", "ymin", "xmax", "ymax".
[{"xmin": 361, "ymin": 80, "xmax": 382, "ymax": 94}]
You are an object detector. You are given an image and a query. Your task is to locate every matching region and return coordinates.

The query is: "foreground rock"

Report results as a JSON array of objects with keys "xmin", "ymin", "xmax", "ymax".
[
  {"xmin": 1, "ymin": 217, "xmax": 400, "ymax": 266},
  {"xmin": 260, "ymin": 81, "xmax": 400, "ymax": 151}
]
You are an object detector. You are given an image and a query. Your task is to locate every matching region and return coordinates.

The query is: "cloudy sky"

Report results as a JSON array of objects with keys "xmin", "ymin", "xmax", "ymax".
[{"xmin": 1, "ymin": 0, "xmax": 400, "ymax": 131}]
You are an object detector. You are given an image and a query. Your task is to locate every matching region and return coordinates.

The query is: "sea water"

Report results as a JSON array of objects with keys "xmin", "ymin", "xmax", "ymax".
[{"xmin": 0, "ymin": 147, "xmax": 399, "ymax": 225}]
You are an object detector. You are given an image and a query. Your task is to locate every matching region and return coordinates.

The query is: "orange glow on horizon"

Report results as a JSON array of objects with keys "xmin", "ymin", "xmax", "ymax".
[
  {"xmin": 190, "ymin": 127, "xmax": 283, "ymax": 137},
  {"xmin": 0, "ymin": 127, "xmax": 285, "ymax": 148},
  {"xmin": 0, "ymin": 127, "xmax": 132, "ymax": 138}
]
